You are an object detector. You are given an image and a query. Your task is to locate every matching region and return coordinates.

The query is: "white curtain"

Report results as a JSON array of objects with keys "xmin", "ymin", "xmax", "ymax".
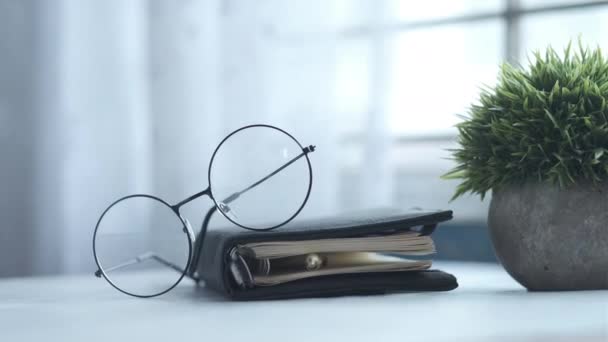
[{"xmin": 31, "ymin": 0, "xmax": 152, "ymax": 274}]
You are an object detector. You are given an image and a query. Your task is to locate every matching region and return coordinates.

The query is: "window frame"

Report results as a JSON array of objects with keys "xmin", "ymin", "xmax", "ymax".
[{"xmin": 330, "ymin": 0, "xmax": 608, "ymax": 144}]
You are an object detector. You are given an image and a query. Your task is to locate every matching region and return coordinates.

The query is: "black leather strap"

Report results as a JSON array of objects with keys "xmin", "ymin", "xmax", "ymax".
[{"xmin": 229, "ymin": 270, "xmax": 458, "ymax": 301}]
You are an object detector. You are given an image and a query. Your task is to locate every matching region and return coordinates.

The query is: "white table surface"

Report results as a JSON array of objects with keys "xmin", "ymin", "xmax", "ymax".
[{"xmin": 1, "ymin": 262, "xmax": 606, "ymax": 342}]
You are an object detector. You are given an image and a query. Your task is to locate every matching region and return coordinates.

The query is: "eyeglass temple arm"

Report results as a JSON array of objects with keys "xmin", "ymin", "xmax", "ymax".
[
  {"xmin": 95, "ymin": 251, "xmax": 192, "ymax": 279},
  {"xmin": 188, "ymin": 205, "xmax": 217, "ymax": 278},
  {"xmin": 220, "ymin": 145, "xmax": 316, "ymax": 207}
]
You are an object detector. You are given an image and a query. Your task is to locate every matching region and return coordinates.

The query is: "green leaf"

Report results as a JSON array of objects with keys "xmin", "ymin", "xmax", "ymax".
[
  {"xmin": 544, "ymin": 109, "xmax": 559, "ymax": 129},
  {"xmin": 441, "ymin": 169, "xmax": 466, "ymax": 180},
  {"xmin": 594, "ymin": 148, "xmax": 605, "ymax": 160}
]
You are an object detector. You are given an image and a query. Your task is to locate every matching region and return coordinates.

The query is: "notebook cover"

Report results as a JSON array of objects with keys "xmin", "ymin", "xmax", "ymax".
[{"xmin": 197, "ymin": 209, "xmax": 458, "ymax": 300}]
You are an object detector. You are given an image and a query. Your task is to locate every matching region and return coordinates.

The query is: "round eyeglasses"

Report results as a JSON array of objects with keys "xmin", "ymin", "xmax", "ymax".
[{"xmin": 92, "ymin": 124, "xmax": 315, "ymax": 297}]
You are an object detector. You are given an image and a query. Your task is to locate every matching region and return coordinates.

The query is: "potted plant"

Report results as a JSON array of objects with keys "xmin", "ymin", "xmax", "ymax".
[{"xmin": 445, "ymin": 42, "xmax": 608, "ymax": 290}]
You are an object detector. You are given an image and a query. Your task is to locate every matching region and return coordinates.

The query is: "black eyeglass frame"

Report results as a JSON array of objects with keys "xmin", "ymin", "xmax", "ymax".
[{"xmin": 92, "ymin": 124, "xmax": 315, "ymax": 298}]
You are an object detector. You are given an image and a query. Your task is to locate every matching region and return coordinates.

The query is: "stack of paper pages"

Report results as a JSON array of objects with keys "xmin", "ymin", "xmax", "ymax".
[{"xmin": 236, "ymin": 231, "xmax": 435, "ymax": 286}]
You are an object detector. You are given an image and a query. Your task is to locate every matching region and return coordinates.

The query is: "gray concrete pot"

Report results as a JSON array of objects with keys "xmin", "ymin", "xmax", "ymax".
[{"xmin": 488, "ymin": 181, "xmax": 608, "ymax": 290}]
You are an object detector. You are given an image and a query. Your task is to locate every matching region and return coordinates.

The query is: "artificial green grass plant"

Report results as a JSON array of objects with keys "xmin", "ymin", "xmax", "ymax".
[{"xmin": 445, "ymin": 42, "xmax": 608, "ymax": 200}]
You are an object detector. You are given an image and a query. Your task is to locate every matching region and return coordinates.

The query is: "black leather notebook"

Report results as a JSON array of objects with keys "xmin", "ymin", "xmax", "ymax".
[{"xmin": 197, "ymin": 209, "xmax": 458, "ymax": 300}]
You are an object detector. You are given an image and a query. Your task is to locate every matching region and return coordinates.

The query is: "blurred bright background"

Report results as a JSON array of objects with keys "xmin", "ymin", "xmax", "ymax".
[{"xmin": 2, "ymin": 0, "xmax": 607, "ymax": 277}]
